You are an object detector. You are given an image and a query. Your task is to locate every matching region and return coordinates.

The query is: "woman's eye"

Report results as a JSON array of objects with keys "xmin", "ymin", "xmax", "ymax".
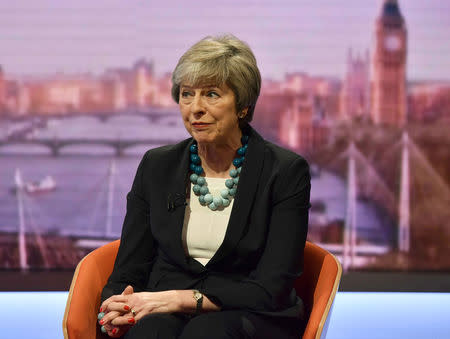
[
  {"xmin": 181, "ymin": 91, "xmax": 191, "ymax": 98},
  {"xmin": 207, "ymin": 91, "xmax": 219, "ymax": 98}
]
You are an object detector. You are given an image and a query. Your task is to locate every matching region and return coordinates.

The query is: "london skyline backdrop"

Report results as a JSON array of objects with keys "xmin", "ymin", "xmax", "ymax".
[{"xmin": 1, "ymin": 0, "xmax": 449, "ymax": 81}]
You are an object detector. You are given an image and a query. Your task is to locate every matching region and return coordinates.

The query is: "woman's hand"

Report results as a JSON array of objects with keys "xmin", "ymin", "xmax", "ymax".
[
  {"xmin": 102, "ymin": 289, "xmax": 181, "ymax": 323},
  {"xmin": 100, "ymin": 287, "xmax": 220, "ymax": 333},
  {"xmin": 101, "ymin": 321, "xmax": 130, "ymax": 338},
  {"xmin": 99, "ymin": 285, "xmax": 136, "ymax": 337}
]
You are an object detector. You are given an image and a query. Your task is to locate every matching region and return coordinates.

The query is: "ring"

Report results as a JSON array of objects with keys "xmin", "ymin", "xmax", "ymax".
[{"xmin": 131, "ymin": 309, "xmax": 136, "ymax": 317}]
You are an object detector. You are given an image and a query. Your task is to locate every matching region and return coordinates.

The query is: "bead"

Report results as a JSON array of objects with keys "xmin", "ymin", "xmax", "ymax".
[
  {"xmin": 188, "ymin": 138, "xmax": 246, "ymax": 210},
  {"xmin": 101, "ymin": 326, "xmax": 107, "ymax": 334},
  {"xmin": 190, "ymin": 173, "xmax": 198, "ymax": 183},
  {"xmin": 190, "ymin": 154, "xmax": 201, "ymax": 164},
  {"xmin": 225, "ymin": 179, "xmax": 234, "ymax": 188},
  {"xmin": 197, "ymin": 177, "xmax": 206, "ymax": 186},
  {"xmin": 232, "ymin": 157, "xmax": 242, "ymax": 167},
  {"xmin": 190, "ymin": 144, "xmax": 198, "ymax": 153},
  {"xmin": 204, "ymin": 194, "xmax": 213, "ymax": 204},
  {"xmin": 193, "ymin": 184, "xmax": 201, "ymax": 195},
  {"xmin": 199, "ymin": 195, "xmax": 206, "ymax": 205},
  {"xmin": 97, "ymin": 312, "xmax": 105, "ymax": 320},
  {"xmin": 229, "ymin": 169, "xmax": 238, "ymax": 178},
  {"xmin": 213, "ymin": 196, "xmax": 223, "ymax": 206},
  {"xmin": 220, "ymin": 188, "xmax": 230, "ymax": 199}
]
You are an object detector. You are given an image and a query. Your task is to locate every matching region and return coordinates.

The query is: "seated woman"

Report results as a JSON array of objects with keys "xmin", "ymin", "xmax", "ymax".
[{"xmin": 98, "ymin": 34, "xmax": 311, "ymax": 339}]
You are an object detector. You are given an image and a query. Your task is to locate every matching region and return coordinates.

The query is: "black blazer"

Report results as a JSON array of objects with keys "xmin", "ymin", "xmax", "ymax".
[{"xmin": 101, "ymin": 126, "xmax": 311, "ymax": 321}]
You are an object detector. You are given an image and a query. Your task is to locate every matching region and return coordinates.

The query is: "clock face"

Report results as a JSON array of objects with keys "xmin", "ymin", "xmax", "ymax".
[{"xmin": 384, "ymin": 35, "xmax": 401, "ymax": 51}]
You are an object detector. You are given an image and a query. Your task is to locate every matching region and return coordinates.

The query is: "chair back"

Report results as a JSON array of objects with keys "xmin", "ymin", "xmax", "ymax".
[
  {"xmin": 295, "ymin": 241, "xmax": 342, "ymax": 339},
  {"xmin": 63, "ymin": 240, "xmax": 120, "ymax": 339}
]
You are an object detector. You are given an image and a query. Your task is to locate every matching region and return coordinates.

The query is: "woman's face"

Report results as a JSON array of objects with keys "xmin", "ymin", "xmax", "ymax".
[{"xmin": 179, "ymin": 82, "xmax": 244, "ymax": 145}]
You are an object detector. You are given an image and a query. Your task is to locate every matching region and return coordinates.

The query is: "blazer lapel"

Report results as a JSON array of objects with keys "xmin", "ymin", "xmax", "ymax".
[
  {"xmin": 207, "ymin": 126, "xmax": 265, "ymax": 267},
  {"xmin": 165, "ymin": 138, "xmax": 193, "ymax": 268}
]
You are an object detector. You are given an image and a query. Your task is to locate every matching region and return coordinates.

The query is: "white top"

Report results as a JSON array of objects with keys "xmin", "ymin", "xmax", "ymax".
[{"xmin": 182, "ymin": 177, "xmax": 234, "ymax": 266}]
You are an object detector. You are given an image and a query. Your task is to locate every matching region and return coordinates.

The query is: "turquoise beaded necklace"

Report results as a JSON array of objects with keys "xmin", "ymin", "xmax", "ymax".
[{"xmin": 189, "ymin": 135, "xmax": 249, "ymax": 211}]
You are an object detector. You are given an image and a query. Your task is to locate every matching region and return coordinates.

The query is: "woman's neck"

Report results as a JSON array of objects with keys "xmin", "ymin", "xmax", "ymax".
[{"xmin": 197, "ymin": 131, "xmax": 242, "ymax": 178}]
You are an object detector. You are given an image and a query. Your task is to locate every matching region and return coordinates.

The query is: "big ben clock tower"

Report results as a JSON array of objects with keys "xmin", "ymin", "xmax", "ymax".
[{"xmin": 370, "ymin": 0, "xmax": 407, "ymax": 126}]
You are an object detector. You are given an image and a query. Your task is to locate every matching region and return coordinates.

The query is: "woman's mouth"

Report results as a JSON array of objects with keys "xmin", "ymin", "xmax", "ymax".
[{"xmin": 192, "ymin": 122, "xmax": 211, "ymax": 128}]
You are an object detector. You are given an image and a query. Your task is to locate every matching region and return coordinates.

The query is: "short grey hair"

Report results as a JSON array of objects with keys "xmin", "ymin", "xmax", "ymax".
[{"xmin": 171, "ymin": 34, "xmax": 261, "ymax": 126}]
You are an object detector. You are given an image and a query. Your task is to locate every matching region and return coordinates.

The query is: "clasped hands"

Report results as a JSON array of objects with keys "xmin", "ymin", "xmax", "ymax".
[{"xmin": 98, "ymin": 285, "xmax": 180, "ymax": 337}]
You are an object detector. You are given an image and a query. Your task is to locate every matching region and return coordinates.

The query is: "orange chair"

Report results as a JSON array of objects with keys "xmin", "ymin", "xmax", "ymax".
[
  {"xmin": 295, "ymin": 242, "xmax": 342, "ymax": 339},
  {"xmin": 63, "ymin": 240, "xmax": 341, "ymax": 339},
  {"xmin": 63, "ymin": 240, "xmax": 121, "ymax": 339}
]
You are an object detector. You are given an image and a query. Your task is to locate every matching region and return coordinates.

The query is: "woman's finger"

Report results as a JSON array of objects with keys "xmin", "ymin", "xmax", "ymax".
[
  {"xmin": 101, "ymin": 321, "xmax": 115, "ymax": 336},
  {"xmin": 110, "ymin": 304, "xmax": 144, "ymax": 324},
  {"xmin": 107, "ymin": 327, "xmax": 120, "ymax": 338},
  {"xmin": 105, "ymin": 301, "xmax": 132, "ymax": 313},
  {"xmin": 100, "ymin": 294, "xmax": 129, "ymax": 312},
  {"xmin": 99, "ymin": 310, "xmax": 120, "ymax": 326},
  {"xmin": 122, "ymin": 285, "xmax": 134, "ymax": 295},
  {"xmin": 110, "ymin": 312, "xmax": 136, "ymax": 326},
  {"xmin": 108, "ymin": 325, "xmax": 130, "ymax": 338}
]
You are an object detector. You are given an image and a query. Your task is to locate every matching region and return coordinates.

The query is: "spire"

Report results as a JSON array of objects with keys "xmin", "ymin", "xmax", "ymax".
[
  {"xmin": 379, "ymin": 0, "xmax": 404, "ymax": 27},
  {"xmin": 383, "ymin": 0, "xmax": 400, "ymax": 16}
]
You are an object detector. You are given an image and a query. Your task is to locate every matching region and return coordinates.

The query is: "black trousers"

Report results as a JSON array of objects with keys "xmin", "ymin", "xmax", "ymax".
[{"xmin": 121, "ymin": 311, "xmax": 302, "ymax": 339}]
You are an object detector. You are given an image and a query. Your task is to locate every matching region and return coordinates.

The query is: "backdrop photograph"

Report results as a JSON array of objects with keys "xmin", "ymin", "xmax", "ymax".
[{"xmin": 0, "ymin": 0, "xmax": 449, "ymax": 290}]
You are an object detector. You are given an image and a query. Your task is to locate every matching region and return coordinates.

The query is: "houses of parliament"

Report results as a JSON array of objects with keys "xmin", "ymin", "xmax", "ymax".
[{"xmin": 276, "ymin": 0, "xmax": 409, "ymax": 154}]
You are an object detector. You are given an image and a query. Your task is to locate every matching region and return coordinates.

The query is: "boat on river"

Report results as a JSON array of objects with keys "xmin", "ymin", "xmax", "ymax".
[{"xmin": 24, "ymin": 175, "xmax": 56, "ymax": 194}]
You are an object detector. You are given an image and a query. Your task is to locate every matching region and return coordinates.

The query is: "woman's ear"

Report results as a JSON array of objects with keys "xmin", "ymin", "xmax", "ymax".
[{"xmin": 238, "ymin": 107, "xmax": 249, "ymax": 119}]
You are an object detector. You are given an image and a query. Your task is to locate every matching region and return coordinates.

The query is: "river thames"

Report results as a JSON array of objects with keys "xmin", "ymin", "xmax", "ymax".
[{"xmin": 0, "ymin": 114, "xmax": 393, "ymax": 268}]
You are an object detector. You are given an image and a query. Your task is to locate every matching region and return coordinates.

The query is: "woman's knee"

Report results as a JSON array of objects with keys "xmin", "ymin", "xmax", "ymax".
[
  {"xmin": 122, "ymin": 313, "xmax": 187, "ymax": 339},
  {"xmin": 179, "ymin": 311, "xmax": 253, "ymax": 339}
]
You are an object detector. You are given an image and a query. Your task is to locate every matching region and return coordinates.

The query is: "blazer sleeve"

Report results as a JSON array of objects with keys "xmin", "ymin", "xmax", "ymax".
[
  {"xmin": 202, "ymin": 157, "xmax": 311, "ymax": 312},
  {"xmin": 101, "ymin": 151, "xmax": 156, "ymax": 303}
]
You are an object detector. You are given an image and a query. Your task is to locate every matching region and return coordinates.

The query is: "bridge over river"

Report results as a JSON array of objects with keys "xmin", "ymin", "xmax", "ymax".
[{"xmin": 0, "ymin": 138, "xmax": 177, "ymax": 156}]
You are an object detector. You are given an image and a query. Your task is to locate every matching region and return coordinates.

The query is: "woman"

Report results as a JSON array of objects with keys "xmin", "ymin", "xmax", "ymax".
[{"xmin": 98, "ymin": 34, "xmax": 311, "ymax": 338}]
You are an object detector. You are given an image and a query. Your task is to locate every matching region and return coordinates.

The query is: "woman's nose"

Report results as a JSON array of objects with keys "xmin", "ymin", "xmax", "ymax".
[{"xmin": 190, "ymin": 94, "xmax": 205, "ymax": 116}]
